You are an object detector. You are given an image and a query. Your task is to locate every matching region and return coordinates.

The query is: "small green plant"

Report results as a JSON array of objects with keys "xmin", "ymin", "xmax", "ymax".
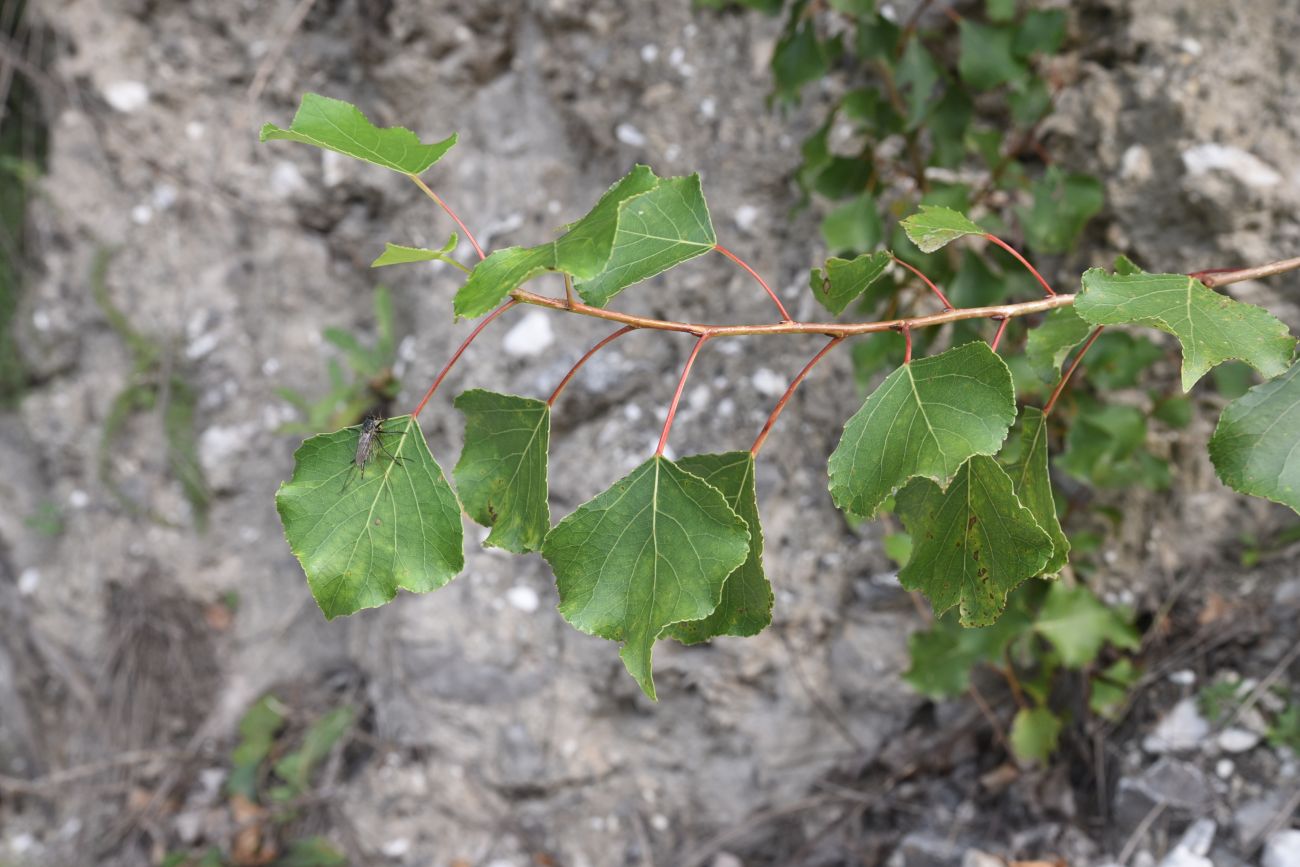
[
  {"xmin": 91, "ymin": 248, "xmax": 209, "ymax": 528},
  {"xmin": 260, "ymin": 94, "xmax": 1300, "ymax": 711},
  {"xmin": 276, "ymin": 285, "xmax": 401, "ymax": 433}
]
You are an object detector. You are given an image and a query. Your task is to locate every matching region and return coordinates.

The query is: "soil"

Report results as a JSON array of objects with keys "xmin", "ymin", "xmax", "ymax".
[{"xmin": 1, "ymin": 0, "xmax": 1298, "ymax": 865}]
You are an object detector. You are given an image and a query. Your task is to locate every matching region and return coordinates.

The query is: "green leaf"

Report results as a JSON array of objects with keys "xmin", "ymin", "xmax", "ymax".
[
  {"xmin": 821, "ymin": 193, "xmax": 883, "ymax": 254},
  {"xmin": 276, "ymin": 415, "xmax": 464, "ymax": 619},
  {"xmin": 772, "ymin": 22, "xmax": 830, "ymax": 102},
  {"xmin": 896, "ymin": 456, "xmax": 1055, "ymax": 626},
  {"xmin": 1018, "ymin": 168, "xmax": 1102, "ymax": 254},
  {"xmin": 1209, "ymin": 360, "xmax": 1300, "ymax": 514},
  {"xmin": 371, "ymin": 234, "xmax": 458, "ymax": 268},
  {"xmin": 1034, "ymin": 582, "xmax": 1139, "ymax": 667},
  {"xmin": 1057, "ymin": 401, "xmax": 1167, "ymax": 489},
  {"xmin": 895, "ymin": 40, "xmax": 941, "ymax": 129},
  {"xmin": 1025, "ymin": 306, "xmax": 1092, "ymax": 379},
  {"xmin": 1004, "ymin": 407, "xmax": 1068, "ymax": 575},
  {"xmin": 276, "ymin": 838, "xmax": 349, "ymax": 867},
  {"xmin": 1076, "ymin": 269, "xmax": 1296, "ymax": 390},
  {"xmin": 1091, "ymin": 658, "xmax": 1139, "ymax": 720},
  {"xmin": 1009, "ymin": 706, "xmax": 1062, "ymax": 764},
  {"xmin": 575, "ymin": 173, "xmax": 717, "ymax": 307},
  {"xmin": 904, "ymin": 601, "xmax": 1034, "ymax": 697},
  {"xmin": 810, "ymin": 250, "xmax": 892, "ymax": 315},
  {"xmin": 452, "ymin": 390, "xmax": 551, "ymax": 553},
  {"xmin": 272, "ymin": 706, "xmax": 353, "ymax": 798},
  {"xmin": 228, "ymin": 696, "xmax": 286, "ymax": 800},
  {"xmin": 828, "ymin": 341, "xmax": 1017, "ymax": 519},
  {"xmin": 1013, "ymin": 9, "xmax": 1067, "ymax": 57},
  {"xmin": 542, "ymin": 456, "xmax": 750, "ymax": 699},
  {"xmin": 829, "ymin": 0, "xmax": 873, "ymax": 13},
  {"xmin": 669, "ymin": 452, "xmax": 773, "ymax": 643},
  {"xmin": 455, "ymin": 165, "xmax": 661, "ymax": 317},
  {"xmin": 260, "ymin": 93, "xmax": 456, "ymax": 175},
  {"xmin": 901, "ymin": 205, "xmax": 985, "ymax": 253},
  {"xmin": 958, "ymin": 21, "xmax": 1026, "ymax": 90},
  {"xmin": 856, "ymin": 13, "xmax": 901, "ymax": 59},
  {"xmin": 985, "ymin": 0, "xmax": 1015, "ymax": 22},
  {"xmin": 1086, "ymin": 332, "xmax": 1164, "ymax": 390}
]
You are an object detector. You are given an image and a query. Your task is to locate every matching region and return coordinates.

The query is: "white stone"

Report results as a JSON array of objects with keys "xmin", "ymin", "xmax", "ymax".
[
  {"xmin": 1217, "ymin": 727, "xmax": 1261, "ymax": 753},
  {"xmin": 505, "ymin": 585, "xmax": 540, "ymax": 613},
  {"xmin": 1215, "ymin": 758, "xmax": 1234, "ymax": 778},
  {"xmin": 650, "ymin": 814, "xmax": 669, "ymax": 832},
  {"xmin": 1157, "ymin": 818, "xmax": 1215, "ymax": 867},
  {"xmin": 615, "ymin": 123, "xmax": 647, "ymax": 147},
  {"xmin": 669, "ymin": 46, "xmax": 686, "ymax": 67},
  {"xmin": 640, "ymin": 44, "xmax": 659, "ymax": 63},
  {"xmin": 502, "ymin": 311, "xmax": 555, "ymax": 357},
  {"xmin": 68, "ymin": 489, "xmax": 90, "ymax": 508},
  {"xmin": 1121, "ymin": 145, "xmax": 1153, "ymax": 182},
  {"xmin": 151, "ymin": 184, "xmax": 178, "ymax": 210},
  {"xmin": 18, "ymin": 568, "xmax": 39, "ymax": 596},
  {"xmin": 199, "ymin": 423, "xmax": 258, "ymax": 471},
  {"xmin": 381, "ymin": 838, "xmax": 411, "ymax": 857},
  {"xmin": 32, "ymin": 309, "xmax": 50, "ymax": 331},
  {"xmin": 270, "ymin": 161, "xmax": 306, "ymax": 196},
  {"xmin": 131, "ymin": 204, "xmax": 153, "ymax": 225},
  {"xmin": 700, "ymin": 97, "xmax": 717, "ymax": 119},
  {"xmin": 186, "ymin": 330, "xmax": 220, "ymax": 360},
  {"xmin": 262, "ymin": 357, "xmax": 281, "ymax": 376},
  {"xmin": 104, "ymin": 80, "xmax": 149, "ymax": 112},
  {"xmin": 623, "ymin": 404, "xmax": 642, "ymax": 421},
  {"xmin": 1167, "ymin": 669, "xmax": 1196, "ymax": 686},
  {"xmin": 734, "ymin": 204, "xmax": 760, "ymax": 234},
  {"xmin": 1263, "ymin": 830, "xmax": 1300, "ymax": 867},
  {"xmin": 1142, "ymin": 698, "xmax": 1210, "ymax": 754},
  {"xmin": 1182, "ymin": 143, "xmax": 1283, "ymax": 189},
  {"xmin": 185, "ymin": 121, "xmax": 206, "ymax": 140},
  {"xmin": 751, "ymin": 368, "xmax": 785, "ymax": 398}
]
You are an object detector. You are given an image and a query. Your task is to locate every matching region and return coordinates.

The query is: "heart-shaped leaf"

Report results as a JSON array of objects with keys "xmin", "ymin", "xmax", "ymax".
[
  {"xmin": 542, "ymin": 456, "xmax": 749, "ymax": 699},
  {"xmin": 1209, "ymin": 359, "xmax": 1300, "ymax": 514},
  {"xmin": 276, "ymin": 415, "xmax": 463, "ymax": 618}
]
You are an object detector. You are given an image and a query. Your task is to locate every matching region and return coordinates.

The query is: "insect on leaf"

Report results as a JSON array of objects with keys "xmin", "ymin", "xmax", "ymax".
[
  {"xmin": 828, "ymin": 341, "xmax": 1017, "ymax": 519},
  {"xmin": 276, "ymin": 414, "xmax": 464, "ymax": 619},
  {"xmin": 452, "ymin": 390, "xmax": 551, "ymax": 554},
  {"xmin": 260, "ymin": 93, "xmax": 457, "ymax": 175},
  {"xmin": 541, "ymin": 456, "xmax": 750, "ymax": 700},
  {"xmin": 1076, "ymin": 269, "xmax": 1296, "ymax": 390}
]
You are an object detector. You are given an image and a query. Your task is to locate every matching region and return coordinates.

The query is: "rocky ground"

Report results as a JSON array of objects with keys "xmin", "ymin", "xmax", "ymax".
[{"xmin": 1, "ymin": 0, "xmax": 1298, "ymax": 865}]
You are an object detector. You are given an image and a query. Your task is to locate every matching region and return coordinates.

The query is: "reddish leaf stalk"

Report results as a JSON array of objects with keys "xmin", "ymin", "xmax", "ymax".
[
  {"xmin": 408, "ymin": 174, "xmax": 487, "ymax": 261},
  {"xmin": 656, "ymin": 333, "xmax": 711, "ymax": 457},
  {"xmin": 984, "ymin": 233, "xmax": 1056, "ymax": 297},
  {"xmin": 410, "ymin": 300, "xmax": 517, "ymax": 419},
  {"xmin": 715, "ymin": 244, "xmax": 792, "ymax": 322},
  {"xmin": 547, "ymin": 326, "xmax": 635, "ymax": 407},
  {"xmin": 1043, "ymin": 326, "xmax": 1104, "ymax": 416},
  {"xmin": 899, "ymin": 323, "xmax": 913, "ymax": 364},
  {"xmin": 751, "ymin": 336, "xmax": 844, "ymax": 456},
  {"xmin": 892, "ymin": 256, "xmax": 953, "ymax": 310},
  {"xmin": 990, "ymin": 316, "xmax": 1009, "ymax": 352}
]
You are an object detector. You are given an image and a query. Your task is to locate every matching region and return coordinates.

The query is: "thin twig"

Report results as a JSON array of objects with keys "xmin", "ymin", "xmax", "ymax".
[
  {"xmin": 408, "ymin": 174, "xmax": 487, "ymax": 261},
  {"xmin": 984, "ymin": 233, "xmax": 1057, "ymax": 297},
  {"xmin": 510, "ymin": 288, "xmax": 1073, "ymax": 337},
  {"xmin": 715, "ymin": 244, "xmax": 792, "ymax": 321},
  {"xmin": 751, "ymin": 336, "xmax": 844, "ymax": 455},
  {"xmin": 1118, "ymin": 802, "xmax": 1166, "ymax": 865},
  {"xmin": 245, "ymin": 0, "xmax": 319, "ymax": 104},
  {"xmin": 548, "ymin": 326, "xmax": 635, "ymax": 407},
  {"xmin": 1043, "ymin": 326, "xmax": 1103, "ymax": 416},
  {"xmin": 0, "ymin": 749, "xmax": 186, "ymax": 796},
  {"xmin": 410, "ymin": 300, "xmax": 517, "ymax": 418},
  {"xmin": 893, "ymin": 256, "xmax": 953, "ymax": 310},
  {"xmin": 990, "ymin": 316, "xmax": 1009, "ymax": 352},
  {"xmin": 1198, "ymin": 256, "xmax": 1300, "ymax": 288},
  {"xmin": 656, "ymin": 334, "xmax": 710, "ymax": 456}
]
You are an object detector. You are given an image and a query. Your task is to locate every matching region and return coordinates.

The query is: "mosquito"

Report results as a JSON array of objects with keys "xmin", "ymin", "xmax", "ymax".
[{"xmin": 340, "ymin": 415, "xmax": 405, "ymax": 492}]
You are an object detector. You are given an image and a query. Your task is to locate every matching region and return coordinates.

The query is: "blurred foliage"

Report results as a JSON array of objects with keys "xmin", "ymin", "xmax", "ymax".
[
  {"xmin": 0, "ymin": 1, "xmax": 49, "ymax": 405},
  {"xmin": 91, "ymin": 248, "xmax": 210, "ymax": 529},
  {"xmin": 277, "ymin": 286, "xmax": 400, "ymax": 433}
]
